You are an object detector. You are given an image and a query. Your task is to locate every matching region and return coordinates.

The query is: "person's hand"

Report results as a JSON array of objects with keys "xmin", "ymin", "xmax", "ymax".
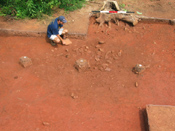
[{"xmin": 62, "ymin": 40, "xmax": 66, "ymax": 45}]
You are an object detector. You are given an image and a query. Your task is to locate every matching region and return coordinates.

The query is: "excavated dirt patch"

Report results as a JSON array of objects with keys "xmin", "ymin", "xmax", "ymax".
[{"xmin": 0, "ymin": 17, "xmax": 175, "ymax": 131}]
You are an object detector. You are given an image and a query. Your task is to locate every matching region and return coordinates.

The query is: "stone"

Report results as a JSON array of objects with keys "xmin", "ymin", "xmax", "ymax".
[
  {"xmin": 62, "ymin": 38, "xmax": 72, "ymax": 45},
  {"xmin": 85, "ymin": 46, "xmax": 89, "ymax": 49},
  {"xmin": 19, "ymin": 56, "xmax": 32, "ymax": 68},
  {"xmin": 98, "ymin": 41, "xmax": 105, "ymax": 44},
  {"xmin": 135, "ymin": 82, "xmax": 138, "ymax": 87},
  {"xmin": 98, "ymin": 48, "xmax": 104, "ymax": 52},
  {"xmin": 102, "ymin": 63, "xmax": 109, "ymax": 69},
  {"xmin": 42, "ymin": 122, "xmax": 50, "ymax": 126},
  {"xmin": 146, "ymin": 105, "xmax": 175, "ymax": 131},
  {"xmin": 95, "ymin": 45, "xmax": 100, "ymax": 48},
  {"xmin": 118, "ymin": 50, "xmax": 122, "ymax": 57},
  {"xmin": 170, "ymin": 19, "xmax": 175, "ymax": 25},
  {"xmin": 74, "ymin": 58, "xmax": 90, "ymax": 72},
  {"xmin": 14, "ymin": 76, "xmax": 18, "ymax": 79},
  {"xmin": 65, "ymin": 55, "xmax": 69, "ymax": 58},
  {"xmin": 132, "ymin": 64, "xmax": 146, "ymax": 74},
  {"xmin": 106, "ymin": 60, "xmax": 112, "ymax": 64},
  {"xmin": 105, "ymin": 67, "xmax": 111, "ymax": 72},
  {"xmin": 95, "ymin": 56, "xmax": 100, "ymax": 61},
  {"xmin": 71, "ymin": 93, "xmax": 78, "ymax": 99}
]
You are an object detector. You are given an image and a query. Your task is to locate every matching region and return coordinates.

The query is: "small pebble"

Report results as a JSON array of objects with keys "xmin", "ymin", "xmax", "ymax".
[
  {"xmin": 42, "ymin": 122, "xmax": 50, "ymax": 126},
  {"xmin": 14, "ymin": 76, "xmax": 18, "ymax": 79},
  {"xmin": 135, "ymin": 82, "xmax": 139, "ymax": 87},
  {"xmin": 105, "ymin": 67, "xmax": 111, "ymax": 72},
  {"xmin": 95, "ymin": 45, "xmax": 100, "ymax": 48},
  {"xmin": 71, "ymin": 93, "xmax": 78, "ymax": 99},
  {"xmin": 98, "ymin": 41, "xmax": 105, "ymax": 44}
]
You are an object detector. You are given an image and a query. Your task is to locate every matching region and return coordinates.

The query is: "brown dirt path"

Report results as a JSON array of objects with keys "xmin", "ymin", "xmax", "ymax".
[
  {"xmin": 0, "ymin": 18, "xmax": 175, "ymax": 130},
  {"xmin": 118, "ymin": 0, "xmax": 175, "ymax": 19}
]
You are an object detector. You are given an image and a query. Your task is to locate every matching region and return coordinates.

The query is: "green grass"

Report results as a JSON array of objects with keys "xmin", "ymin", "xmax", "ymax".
[{"xmin": 0, "ymin": 0, "xmax": 86, "ymax": 19}]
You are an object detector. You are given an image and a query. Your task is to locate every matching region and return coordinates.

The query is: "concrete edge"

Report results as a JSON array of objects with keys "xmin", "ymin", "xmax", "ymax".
[
  {"xmin": 0, "ymin": 28, "xmax": 88, "ymax": 39},
  {"xmin": 146, "ymin": 104, "xmax": 175, "ymax": 131},
  {"xmin": 0, "ymin": 29, "xmax": 46, "ymax": 37},
  {"xmin": 136, "ymin": 15, "xmax": 175, "ymax": 25}
]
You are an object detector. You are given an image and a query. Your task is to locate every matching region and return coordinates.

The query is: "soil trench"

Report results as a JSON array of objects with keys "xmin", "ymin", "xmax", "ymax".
[{"xmin": 0, "ymin": 18, "xmax": 175, "ymax": 131}]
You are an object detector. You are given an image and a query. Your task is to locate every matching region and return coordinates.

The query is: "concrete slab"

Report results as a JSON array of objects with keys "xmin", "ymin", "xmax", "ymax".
[{"xmin": 146, "ymin": 105, "xmax": 175, "ymax": 131}]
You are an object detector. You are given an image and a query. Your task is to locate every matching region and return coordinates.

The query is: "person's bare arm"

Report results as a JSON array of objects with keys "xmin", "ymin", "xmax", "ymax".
[{"xmin": 57, "ymin": 34, "xmax": 66, "ymax": 45}]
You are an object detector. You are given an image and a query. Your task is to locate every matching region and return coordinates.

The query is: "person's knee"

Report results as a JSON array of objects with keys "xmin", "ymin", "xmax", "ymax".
[
  {"xmin": 54, "ymin": 37, "xmax": 61, "ymax": 44},
  {"xmin": 62, "ymin": 29, "xmax": 68, "ymax": 34},
  {"xmin": 64, "ymin": 29, "xmax": 68, "ymax": 33}
]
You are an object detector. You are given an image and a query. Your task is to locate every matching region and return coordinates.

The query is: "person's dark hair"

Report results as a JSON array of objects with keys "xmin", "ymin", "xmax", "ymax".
[{"xmin": 57, "ymin": 16, "xmax": 67, "ymax": 23}]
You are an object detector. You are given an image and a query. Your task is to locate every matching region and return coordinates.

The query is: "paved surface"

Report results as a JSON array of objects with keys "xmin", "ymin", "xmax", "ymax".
[{"xmin": 146, "ymin": 105, "xmax": 175, "ymax": 131}]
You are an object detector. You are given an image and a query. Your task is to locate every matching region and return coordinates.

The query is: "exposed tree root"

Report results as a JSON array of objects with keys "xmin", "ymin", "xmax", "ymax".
[{"xmin": 93, "ymin": 0, "xmax": 139, "ymax": 27}]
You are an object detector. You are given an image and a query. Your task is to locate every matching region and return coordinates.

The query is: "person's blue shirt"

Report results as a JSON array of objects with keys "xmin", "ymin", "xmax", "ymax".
[{"xmin": 47, "ymin": 18, "xmax": 63, "ymax": 38}]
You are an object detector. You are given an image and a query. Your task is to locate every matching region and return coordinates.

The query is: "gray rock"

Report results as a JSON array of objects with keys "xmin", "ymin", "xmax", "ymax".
[{"xmin": 132, "ymin": 64, "xmax": 146, "ymax": 74}]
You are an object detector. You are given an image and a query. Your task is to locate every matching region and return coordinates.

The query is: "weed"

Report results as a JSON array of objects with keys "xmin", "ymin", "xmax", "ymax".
[
  {"xmin": 0, "ymin": 0, "xmax": 86, "ymax": 19},
  {"xmin": 168, "ymin": 2, "xmax": 171, "ymax": 5},
  {"xmin": 119, "ymin": 4, "xmax": 126, "ymax": 8}
]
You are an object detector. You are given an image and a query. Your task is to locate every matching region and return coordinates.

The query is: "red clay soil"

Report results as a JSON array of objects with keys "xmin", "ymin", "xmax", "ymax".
[{"xmin": 0, "ymin": 18, "xmax": 175, "ymax": 131}]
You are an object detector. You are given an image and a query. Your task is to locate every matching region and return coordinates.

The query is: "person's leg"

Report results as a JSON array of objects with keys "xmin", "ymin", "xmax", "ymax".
[
  {"xmin": 49, "ymin": 35, "xmax": 61, "ymax": 46},
  {"xmin": 53, "ymin": 37, "xmax": 61, "ymax": 44}
]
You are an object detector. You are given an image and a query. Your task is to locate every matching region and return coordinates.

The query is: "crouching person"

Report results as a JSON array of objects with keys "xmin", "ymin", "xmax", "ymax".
[{"xmin": 47, "ymin": 16, "xmax": 68, "ymax": 46}]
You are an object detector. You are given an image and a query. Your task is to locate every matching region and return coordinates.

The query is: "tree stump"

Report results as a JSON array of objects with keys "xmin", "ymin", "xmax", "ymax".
[{"xmin": 93, "ymin": 0, "xmax": 139, "ymax": 27}]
